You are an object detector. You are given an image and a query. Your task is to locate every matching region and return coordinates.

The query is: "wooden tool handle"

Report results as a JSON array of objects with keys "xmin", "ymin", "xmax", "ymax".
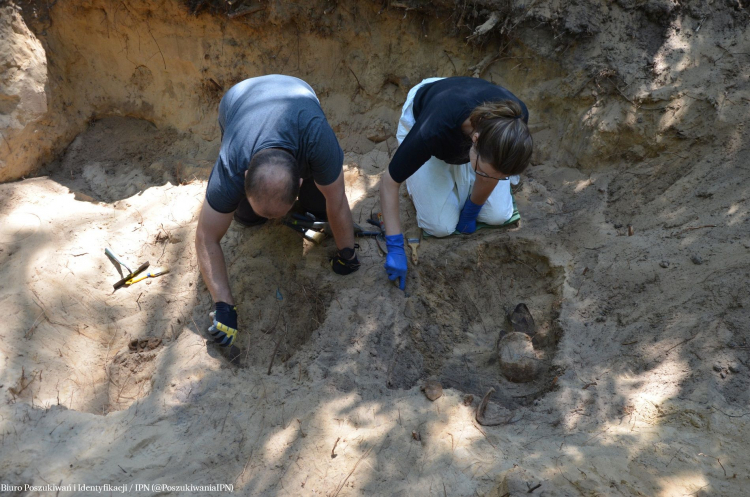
[{"xmin": 113, "ymin": 262, "xmax": 150, "ymax": 290}]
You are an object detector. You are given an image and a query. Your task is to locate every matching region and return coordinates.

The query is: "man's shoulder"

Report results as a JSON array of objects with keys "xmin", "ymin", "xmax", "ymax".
[{"xmin": 227, "ymin": 75, "xmax": 317, "ymax": 102}]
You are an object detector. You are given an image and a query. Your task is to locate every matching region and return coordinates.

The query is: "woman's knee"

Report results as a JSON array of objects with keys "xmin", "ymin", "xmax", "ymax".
[
  {"xmin": 422, "ymin": 223, "xmax": 455, "ymax": 238},
  {"xmin": 479, "ymin": 204, "xmax": 514, "ymax": 226},
  {"xmin": 418, "ymin": 210, "xmax": 459, "ymax": 237}
]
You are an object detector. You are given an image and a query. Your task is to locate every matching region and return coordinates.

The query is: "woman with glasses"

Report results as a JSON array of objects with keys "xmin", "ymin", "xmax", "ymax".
[{"xmin": 378, "ymin": 77, "xmax": 533, "ymax": 290}]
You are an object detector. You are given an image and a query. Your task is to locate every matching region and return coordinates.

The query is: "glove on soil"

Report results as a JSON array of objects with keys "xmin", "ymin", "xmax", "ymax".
[
  {"xmin": 331, "ymin": 246, "xmax": 361, "ymax": 275},
  {"xmin": 456, "ymin": 198, "xmax": 484, "ymax": 234},
  {"xmin": 209, "ymin": 302, "xmax": 238, "ymax": 347},
  {"xmin": 384, "ymin": 234, "xmax": 407, "ymax": 291}
]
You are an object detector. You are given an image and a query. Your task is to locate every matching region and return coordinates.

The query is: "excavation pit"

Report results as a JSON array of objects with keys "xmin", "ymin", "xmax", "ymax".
[
  {"xmin": 7, "ymin": 113, "xmax": 567, "ymax": 411},
  {"xmin": 401, "ymin": 239, "xmax": 564, "ymax": 407}
]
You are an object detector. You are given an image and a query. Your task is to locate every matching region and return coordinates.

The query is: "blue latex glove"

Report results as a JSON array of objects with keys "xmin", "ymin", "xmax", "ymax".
[
  {"xmin": 384, "ymin": 234, "xmax": 407, "ymax": 291},
  {"xmin": 456, "ymin": 198, "xmax": 484, "ymax": 234},
  {"xmin": 208, "ymin": 302, "xmax": 238, "ymax": 347}
]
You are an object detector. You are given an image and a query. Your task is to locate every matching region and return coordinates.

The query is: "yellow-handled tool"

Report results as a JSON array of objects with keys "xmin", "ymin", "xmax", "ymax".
[{"xmin": 126, "ymin": 267, "xmax": 170, "ymax": 285}]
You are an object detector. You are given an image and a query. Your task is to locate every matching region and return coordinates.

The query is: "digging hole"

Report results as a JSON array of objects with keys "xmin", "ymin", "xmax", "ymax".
[
  {"xmin": 203, "ymin": 253, "xmax": 335, "ymax": 369},
  {"xmin": 402, "ymin": 239, "xmax": 564, "ymax": 407},
  {"xmin": 107, "ymin": 338, "xmax": 164, "ymax": 412}
]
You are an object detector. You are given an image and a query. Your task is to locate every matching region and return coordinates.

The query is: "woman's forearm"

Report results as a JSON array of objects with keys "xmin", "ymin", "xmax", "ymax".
[
  {"xmin": 470, "ymin": 175, "xmax": 499, "ymax": 205},
  {"xmin": 379, "ymin": 170, "xmax": 403, "ymax": 236}
]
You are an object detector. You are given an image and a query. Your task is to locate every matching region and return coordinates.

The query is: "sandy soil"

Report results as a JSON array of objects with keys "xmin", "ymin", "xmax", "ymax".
[{"xmin": 1, "ymin": 0, "xmax": 750, "ymax": 496}]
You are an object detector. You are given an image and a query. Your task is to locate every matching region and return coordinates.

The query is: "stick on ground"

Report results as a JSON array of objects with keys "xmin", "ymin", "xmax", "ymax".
[
  {"xmin": 25, "ymin": 312, "xmax": 46, "ymax": 338},
  {"xmin": 267, "ymin": 323, "xmax": 288, "ymax": 375},
  {"xmin": 331, "ymin": 446, "xmax": 373, "ymax": 497}
]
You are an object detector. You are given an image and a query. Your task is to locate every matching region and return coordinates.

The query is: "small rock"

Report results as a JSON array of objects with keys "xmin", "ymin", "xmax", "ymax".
[
  {"xmin": 713, "ymin": 364, "xmax": 722, "ymax": 372},
  {"xmin": 720, "ymin": 372, "xmax": 726, "ymax": 379},
  {"xmin": 420, "ymin": 381, "xmax": 443, "ymax": 401},
  {"xmin": 411, "ymin": 430, "xmax": 421, "ymax": 441},
  {"xmin": 691, "ymin": 254, "xmax": 703, "ymax": 265},
  {"xmin": 660, "ymin": 261, "xmax": 670, "ymax": 268},
  {"xmin": 366, "ymin": 123, "xmax": 392, "ymax": 143},
  {"xmin": 73, "ymin": 192, "xmax": 96, "ymax": 203},
  {"xmin": 386, "ymin": 74, "xmax": 411, "ymax": 89},
  {"xmin": 728, "ymin": 364, "xmax": 740, "ymax": 374}
]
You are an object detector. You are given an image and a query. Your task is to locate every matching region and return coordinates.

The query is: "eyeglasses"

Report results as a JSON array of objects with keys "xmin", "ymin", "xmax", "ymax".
[{"xmin": 472, "ymin": 153, "xmax": 509, "ymax": 181}]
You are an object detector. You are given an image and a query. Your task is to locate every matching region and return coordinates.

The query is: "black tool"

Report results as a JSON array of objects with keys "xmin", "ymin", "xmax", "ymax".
[{"xmin": 283, "ymin": 213, "xmax": 379, "ymax": 243}]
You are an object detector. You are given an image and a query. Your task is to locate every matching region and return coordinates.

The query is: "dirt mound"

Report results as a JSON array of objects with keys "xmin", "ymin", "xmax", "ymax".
[{"xmin": 44, "ymin": 117, "xmax": 205, "ymax": 202}]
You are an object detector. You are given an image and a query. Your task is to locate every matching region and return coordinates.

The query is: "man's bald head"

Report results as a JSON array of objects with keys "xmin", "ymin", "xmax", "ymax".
[{"xmin": 244, "ymin": 148, "xmax": 300, "ymax": 218}]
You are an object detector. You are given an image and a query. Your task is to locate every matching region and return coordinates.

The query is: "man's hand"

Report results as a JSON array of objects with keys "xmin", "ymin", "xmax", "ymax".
[
  {"xmin": 384, "ymin": 234, "xmax": 407, "ymax": 290},
  {"xmin": 456, "ymin": 198, "xmax": 484, "ymax": 234},
  {"xmin": 331, "ymin": 246, "xmax": 360, "ymax": 275},
  {"xmin": 208, "ymin": 302, "xmax": 238, "ymax": 347}
]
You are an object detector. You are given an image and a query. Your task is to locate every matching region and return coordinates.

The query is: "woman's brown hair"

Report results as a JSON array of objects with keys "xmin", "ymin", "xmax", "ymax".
[{"xmin": 469, "ymin": 100, "xmax": 532, "ymax": 176}]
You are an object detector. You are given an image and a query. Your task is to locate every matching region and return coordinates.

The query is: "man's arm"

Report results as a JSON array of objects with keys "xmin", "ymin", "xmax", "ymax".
[
  {"xmin": 316, "ymin": 170, "xmax": 355, "ymax": 251},
  {"xmin": 195, "ymin": 198, "xmax": 235, "ymax": 304}
]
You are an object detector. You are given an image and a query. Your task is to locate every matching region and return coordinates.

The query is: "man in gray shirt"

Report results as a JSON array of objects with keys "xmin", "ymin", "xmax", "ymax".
[{"xmin": 196, "ymin": 75, "xmax": 358, "ymax": 347}]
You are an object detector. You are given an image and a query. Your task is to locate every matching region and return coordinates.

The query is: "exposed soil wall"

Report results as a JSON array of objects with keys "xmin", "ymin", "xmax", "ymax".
[
  {"xmin": 0, "ymin": 3, "xmax": 48, "ymax": 180},
  {"xmin": 4, "ymin": 0, "xmax": 746, "ymax": 183}
]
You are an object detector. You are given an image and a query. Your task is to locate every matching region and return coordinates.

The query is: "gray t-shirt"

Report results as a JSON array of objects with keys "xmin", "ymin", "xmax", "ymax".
[{"xmin": 206, "ymin": 75, "xmax": 343, "ymax": 213}]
